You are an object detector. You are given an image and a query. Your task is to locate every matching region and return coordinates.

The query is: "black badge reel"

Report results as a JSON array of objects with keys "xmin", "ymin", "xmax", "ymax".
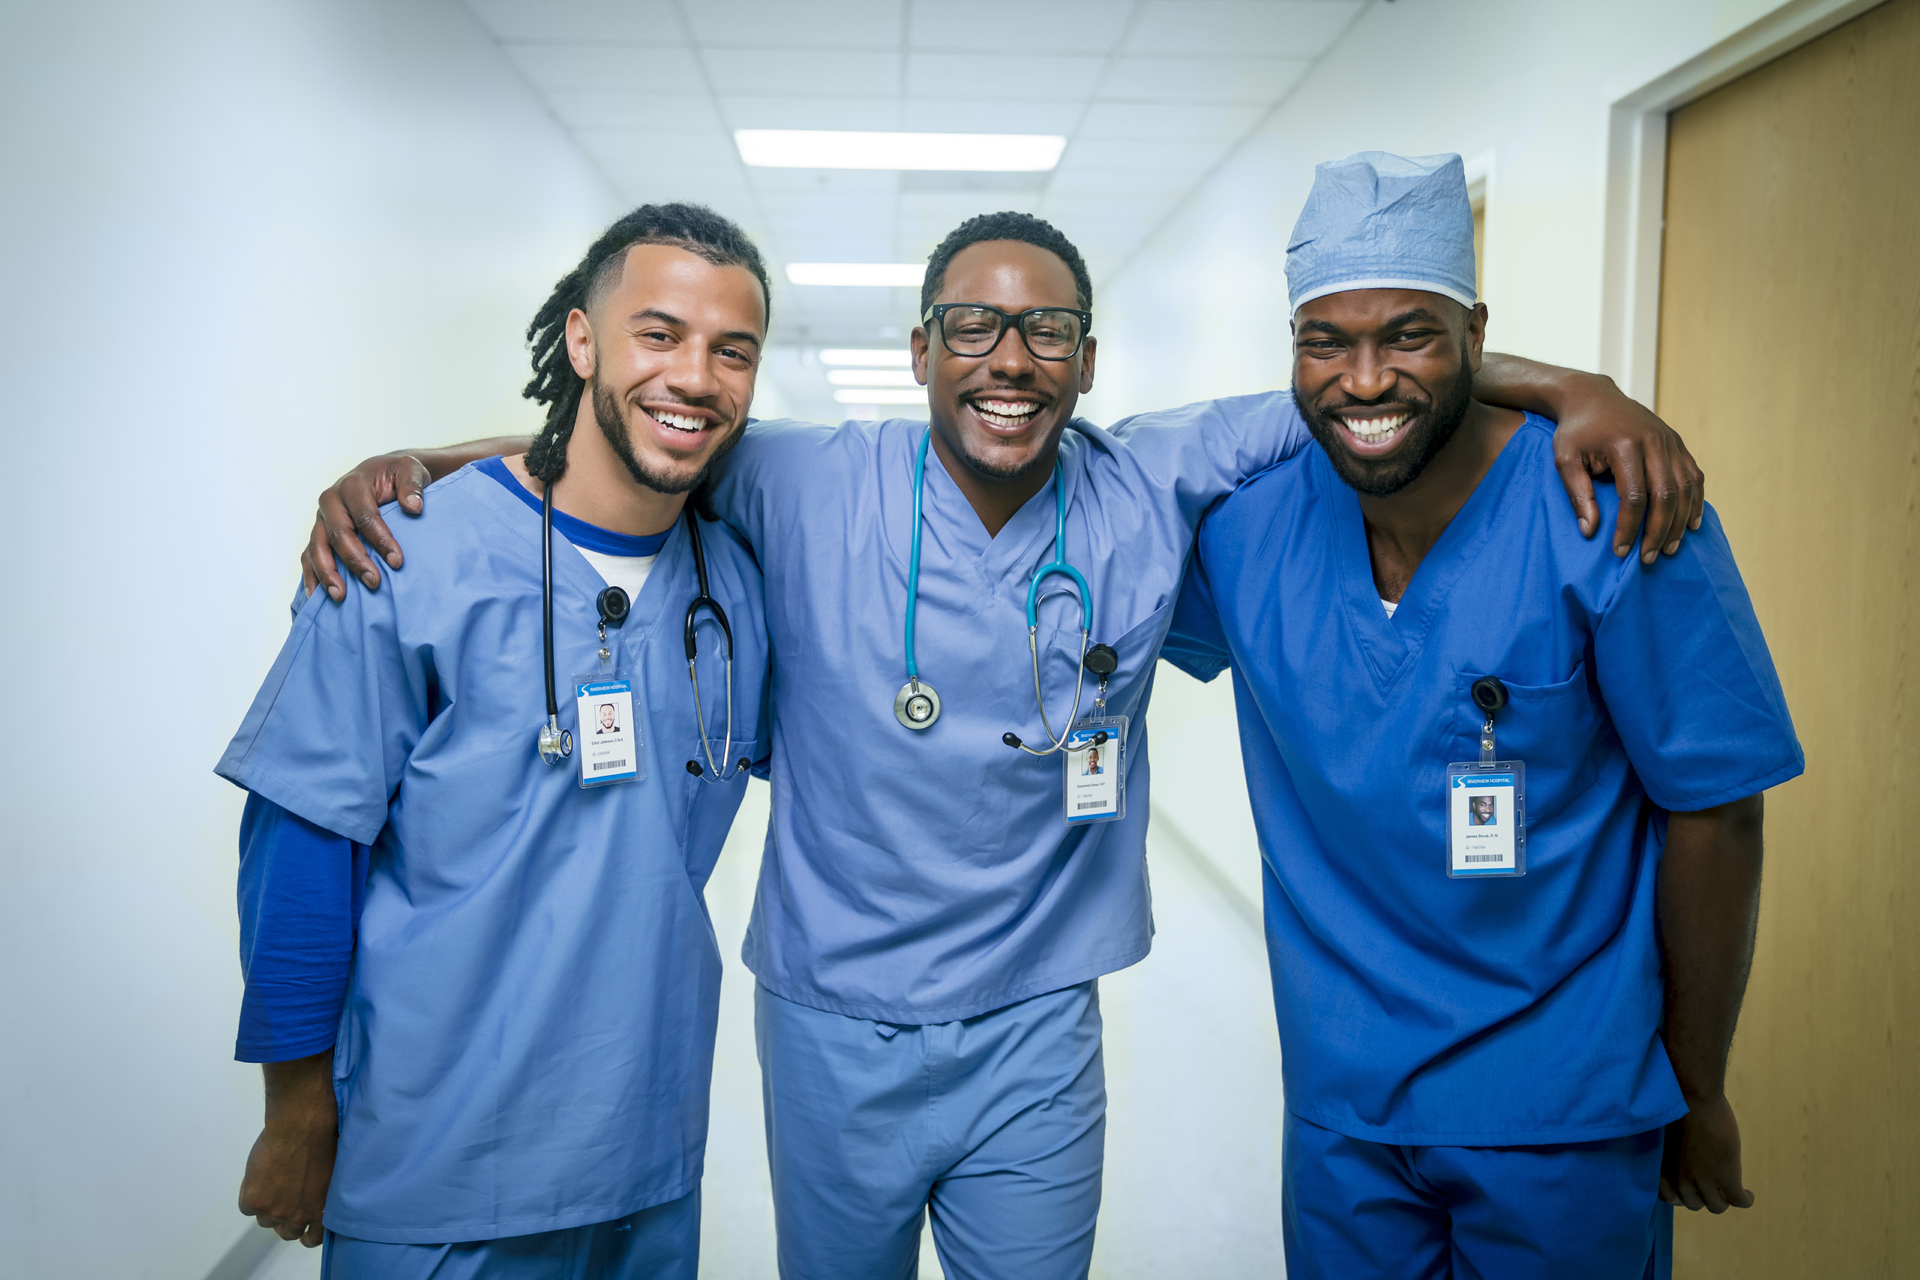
[{"xmin": 1446, "ymin": 675, "xmax": 1526, "ymax": 877}]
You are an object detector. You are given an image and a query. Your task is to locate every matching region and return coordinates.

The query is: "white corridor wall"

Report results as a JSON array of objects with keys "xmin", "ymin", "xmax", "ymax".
[{"xmin": 0, "ymin": 3, "xmax": 617, "ymax": 1276}]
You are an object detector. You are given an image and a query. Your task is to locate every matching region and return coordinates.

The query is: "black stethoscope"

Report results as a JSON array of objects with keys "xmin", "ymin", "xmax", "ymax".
[{"xmin": 534, "ymin": 480, "xmax": 748, "ymax": 782}]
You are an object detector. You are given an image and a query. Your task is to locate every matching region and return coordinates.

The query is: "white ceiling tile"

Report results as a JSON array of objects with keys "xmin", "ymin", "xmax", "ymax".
[
  {"xmin": 897, "ymin": 98, "xmax": 1084, "ymax": 135},
  {"xmin": 1055, "ymin": 136, "xmax": 1230, "ymax": 174},
  {"xmin": 1123, "ymin": 1, "xmax": 1361, "ymax": 58},
  {"xmin": 701, "ymin": 48, "xmax": 900, "ymax": 96},
  {"xmin": 902, "ymin": 53, "xmax": 1106, "ymax": 100},
  {"xmin": 908, "ymin": 0, "xmax": 1135, "ymax": 52},
  {"xmin": 683, "ymin": 0, "xmax": 903, "ymax": 49},
  {"xmin": 615, "ymin": 176, "xmax": 759, "ymax": 220},
  {"xmin": 746, "ymin": 168, "xmax": 900, "ymax": 200},
  {"xmin": 1078, "ymin": 101, "xmax": 1263, "ymax": 140},
  {"xmin": 1039, "ymin": 196, "xmax": 1172, "ymax": 231},
  {"xmin": 541, "ymin": 91, "xmax": 727, "ymax": 133},
  {"xmin": 718, "ymin": 95, "xmax": 907, "ymax": 131},
  {"xmin": 502, "ymin": 42, "xmax": 703, "ymax": 94},
  {"xmin": 461, "ymin": 0, "xmax": 682, "ymax": 43},
  {"xmin": 1044, "ymin": 166, "xmax": 1200, "ymax": 198},
  {"xmin": 774, "ymin": 232, "xmax": 902, "ymax": 264},
  {"xmin": 576, "ymin": 131, "xmax": 738, "ymax": 169},
  {"xmin": 1097, "ymin": 55, "xmax": 1310, "ymax": 104},
  {"xmin": 611, "ymin": 162, "xmax": 754, "ymax": 195}
]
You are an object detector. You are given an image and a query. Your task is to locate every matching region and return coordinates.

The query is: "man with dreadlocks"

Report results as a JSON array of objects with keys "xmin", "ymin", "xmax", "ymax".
[
  {"xmin": 302, "ymin": 207, "xmax": 1704, "ymax": 1279},
  {"xmin": 215, "ymin": 204, "xmax": 773, "ymax": 1277}
]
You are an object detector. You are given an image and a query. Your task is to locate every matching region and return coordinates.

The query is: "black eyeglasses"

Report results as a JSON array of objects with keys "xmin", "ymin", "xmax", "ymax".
[{"xmin": 922, "ymin": 303, "xmax": 1093, "ymax": 361}]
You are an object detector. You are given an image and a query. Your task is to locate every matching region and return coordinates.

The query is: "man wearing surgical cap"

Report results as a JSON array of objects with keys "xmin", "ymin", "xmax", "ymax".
[{"xmin": 1165, "ymin": 152, "xmax": 1803, "ymax": 1279}]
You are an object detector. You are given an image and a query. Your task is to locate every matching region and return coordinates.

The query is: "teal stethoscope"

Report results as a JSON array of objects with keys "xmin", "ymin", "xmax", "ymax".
[{"xmin": 894, "ymin": 428, "xmax": 1118, "ymax": 753}]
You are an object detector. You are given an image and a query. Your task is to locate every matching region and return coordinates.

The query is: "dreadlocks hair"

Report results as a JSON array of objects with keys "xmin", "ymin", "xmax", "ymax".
[
  {"xmin": 919, "ymin": 211, "xmax": 1093, "ymax": 320},
  {"xmin": 521, "ymin": 202, "xmax": 771, "ymax": 485}
]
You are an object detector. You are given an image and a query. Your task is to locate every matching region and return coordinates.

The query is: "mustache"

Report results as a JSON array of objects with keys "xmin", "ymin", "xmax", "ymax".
[{"xmin": 1314, "ymin": 391, "xmax": 1431, "ymax": 416}]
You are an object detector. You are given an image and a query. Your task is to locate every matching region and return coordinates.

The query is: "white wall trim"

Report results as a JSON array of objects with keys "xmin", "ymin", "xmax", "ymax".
[{"xmin": 1599, "ymin": 0, "xmax": 1889, "ymax": 405}]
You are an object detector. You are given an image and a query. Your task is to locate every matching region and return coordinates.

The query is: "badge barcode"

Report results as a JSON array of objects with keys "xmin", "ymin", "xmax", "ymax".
[
  {"xmin": 1076, "ymin": 801, "xmax": 1108, "ymax": 811},
  {"xmin": 1463, "ymin": 853, "xmax": 1505, "ymax": 863},
  {"xmin": 592, "ymin": 760, "xmax": 628, "ymax": 772}
]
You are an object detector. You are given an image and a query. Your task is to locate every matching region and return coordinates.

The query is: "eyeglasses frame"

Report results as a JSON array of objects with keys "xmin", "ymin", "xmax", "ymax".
[{"xmin": 920, "ymin": 302, "xmax": 1095, "ymax": 363}]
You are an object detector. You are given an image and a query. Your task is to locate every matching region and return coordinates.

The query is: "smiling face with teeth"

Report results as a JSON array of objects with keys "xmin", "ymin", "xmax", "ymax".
[
  {"xmin": 1291, "ymin": 288, "xmax": 1487, "ymax": 497},
  {"xmin": 910, "ymin": 240, "xmax": 1097, "ymax": 533},
  {"xmin": 562, "ymin": 243, "xmax": 766, "ymax": 513}
]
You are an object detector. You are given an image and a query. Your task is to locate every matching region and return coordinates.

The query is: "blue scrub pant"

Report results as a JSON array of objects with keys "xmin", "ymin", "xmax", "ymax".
[
  {"xmin": 1282, "ymin": 1112, "xmax": 1672, "ymax": 1280},
  {"xmin": 755, "ymin": 981, "xmax": 1106, "ymax": 1280},
  {"xmin": 318, "ymin": 1189, "xmax": 699, "ymax": 1279}
]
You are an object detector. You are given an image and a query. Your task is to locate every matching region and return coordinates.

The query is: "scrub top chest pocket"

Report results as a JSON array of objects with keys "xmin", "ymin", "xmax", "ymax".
[{"xmin": 1443, "ymin": 664, "xmax": 1607, "ymax": 877}]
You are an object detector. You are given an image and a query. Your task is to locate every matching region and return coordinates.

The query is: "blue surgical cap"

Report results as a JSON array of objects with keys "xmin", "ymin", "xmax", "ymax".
[{"xmin": 1286, "ymin": 151, "xmax": 1476, "ymax": 314}]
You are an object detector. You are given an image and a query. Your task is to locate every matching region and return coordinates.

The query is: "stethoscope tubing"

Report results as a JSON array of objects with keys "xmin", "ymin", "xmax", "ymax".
[
  {"xmin": 682, "ymin": 504, "xmax": 742, "ymax": 783},
  {"xmin": 901, "ymin": 427, "xmax": 1094, "ymax": 756},
  {"xmin": 904, "ymin": 429, "xmax": 932, "ymax": 685},
  {"xmin": 536, "ymin": 475, "xmax": 743, "ymax": 782}
]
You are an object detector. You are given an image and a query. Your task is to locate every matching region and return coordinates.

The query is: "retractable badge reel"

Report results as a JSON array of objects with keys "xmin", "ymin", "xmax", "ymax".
[
  {"xmin": 1446, "ymin": 676, "xmax": 1525, "ymax": 876},
  {"xmin": 1062, "ymin": 643, "xmax": 1126, "ymax": 825},
  {"xmin": 573, "ymin": 586, "xmax": 645, "ymax": 789}
]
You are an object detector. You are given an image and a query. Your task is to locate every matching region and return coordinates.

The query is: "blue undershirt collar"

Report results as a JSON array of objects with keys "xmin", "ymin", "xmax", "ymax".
[{"xmin": 477, "ymin": 455, "xmax": 672, "ymax": 557}]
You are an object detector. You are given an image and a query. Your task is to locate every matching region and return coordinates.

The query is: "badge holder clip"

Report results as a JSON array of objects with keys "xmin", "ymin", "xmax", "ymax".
[
  {"xmin": 574, "ymin": 590, "xmax": 644, "ymax": 789},
  {"xmin": 1447, "ymin": 676, "xmax": 1525, "ymax": 876},
  {"xmin": 1064, "ymin": 643, "xmax": 1126, "ymax": 825}
]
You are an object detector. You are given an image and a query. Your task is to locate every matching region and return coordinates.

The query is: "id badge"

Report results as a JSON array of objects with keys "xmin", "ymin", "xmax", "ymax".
[
  {"xmin": 574, "ymin": 674, "xmax": 643, "ymax": 788},
  {"xmin": 1064, "ymin": 716, "xmax": 1127, "ymax": 824},
  {"xmin": 1446, "ymin": 761, "xmax": 1525, "ymax": 876}
]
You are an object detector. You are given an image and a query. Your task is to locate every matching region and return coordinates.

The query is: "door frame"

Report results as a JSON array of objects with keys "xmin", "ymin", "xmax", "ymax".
[{"xmin": 1598, "ymin": 0, "xmax": 1888, "ymax": 405}]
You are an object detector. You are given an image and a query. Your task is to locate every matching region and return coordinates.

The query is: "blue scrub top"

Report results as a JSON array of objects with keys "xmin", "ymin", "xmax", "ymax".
[
  {"xmin": 216, "ymin": 464, "xmax": 770, "ymax": 1243},
  {"xmin": 1164, "ymin": 415, "xmax": 1803, "ymax": 1145},
  {"xmin": 704, "ymin": 394, "xmax": 1310, "ymax": 1024}
]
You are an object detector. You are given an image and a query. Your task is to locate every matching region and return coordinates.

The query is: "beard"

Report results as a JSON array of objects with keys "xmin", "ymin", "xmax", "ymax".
[
  {"xmin": 934, "ymin": 405, "xmax": 1062, "ymax": 484},
  {"xmin": 1296, "ymin": 350, "xmax": 1475, "ymax": 496},
  {"xmin": 592, "ymin": 374, "xmax": 743, "ymax": 496}
]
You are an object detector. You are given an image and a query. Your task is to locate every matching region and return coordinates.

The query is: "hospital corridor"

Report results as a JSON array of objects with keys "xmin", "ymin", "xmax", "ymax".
[{"xmin": 2, "ymin": 1, "xmax": 1915, "ymax": 1279}]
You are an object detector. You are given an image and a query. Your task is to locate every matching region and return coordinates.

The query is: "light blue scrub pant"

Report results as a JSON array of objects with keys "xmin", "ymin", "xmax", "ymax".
[
  {"xmin": 319, "ymin": 1189, "xmax": 699, "ymax": 1279},
  {"xmin": 1282, "ymin": 1112, "xmax": 1673, "ymax": 1280},
  {"xmin": 756, "ymin": 981, "xmax": 1106, "ymax": 1280}
]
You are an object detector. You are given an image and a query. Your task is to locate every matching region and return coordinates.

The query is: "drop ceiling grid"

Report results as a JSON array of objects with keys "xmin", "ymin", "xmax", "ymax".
[{"xmin": 464, "ymin": 0, "xmax": 1365, "ymax": 346}]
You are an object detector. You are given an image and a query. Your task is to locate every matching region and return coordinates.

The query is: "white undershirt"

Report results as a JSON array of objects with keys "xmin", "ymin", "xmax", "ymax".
[
  {"xmin": 1381, "ymin": 597, "xmax": 1399, "ymax": 618},
  {"xmin": 574, "ymin": 544, "xmax": 658, "ymax": 603}
]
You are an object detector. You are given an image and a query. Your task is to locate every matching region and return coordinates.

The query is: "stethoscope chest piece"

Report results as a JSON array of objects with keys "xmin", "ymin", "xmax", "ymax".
[
  {"xmin": 537, "ymin": 720, "xmax": 573, "ymax": 764},
  {"xmin": 895, "ymin": 679, "xmax": 941, "ymax": 730}
]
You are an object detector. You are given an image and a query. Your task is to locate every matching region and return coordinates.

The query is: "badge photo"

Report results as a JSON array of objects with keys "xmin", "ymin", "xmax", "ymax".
[
  {"xmin": 1064, "ymin": 715, "xmax": 1126, "ymax": 825},
  {"xmin": 574, "ymin": 675, "xmax": 643, "ymax": 788}
]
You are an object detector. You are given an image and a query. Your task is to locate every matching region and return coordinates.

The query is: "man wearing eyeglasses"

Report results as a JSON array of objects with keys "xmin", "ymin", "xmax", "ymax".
[{"xmin": 298, "ymin": 210, "xmax": 1702, "ymax": 1280}]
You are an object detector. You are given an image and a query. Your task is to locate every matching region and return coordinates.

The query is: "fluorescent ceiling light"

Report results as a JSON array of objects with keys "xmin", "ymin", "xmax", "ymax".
[
  {"xmin": 786, "ymin": 263, "xmax": 925, "ymax": 287},
  {"xmin": 737, "ymin": 129, "xmax": 1065, "ymax": 172},
  {"xmin": 827, "ymin": 370, "xmax": 921, "ymax": 388},
  {"xmin": 833, "ymin": 388, "xmax": 928, "ymax": 405},
  {"xmin": 820, "ymin": 348, "xmax": 911, "ymax": 367}
]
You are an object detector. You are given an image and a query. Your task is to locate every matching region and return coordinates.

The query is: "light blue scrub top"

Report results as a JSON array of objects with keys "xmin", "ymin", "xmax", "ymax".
[
  {"xmin": 1164, "ymin": 416, "xmax": 1804, "ymax": 1145},
  {"xmin": 705, "ymin": 394, "xmax": 1310, "ymax": 1023},
  {"xmin": 216, "ymin": 464, "xmax": 770, "ymax": 1243}
]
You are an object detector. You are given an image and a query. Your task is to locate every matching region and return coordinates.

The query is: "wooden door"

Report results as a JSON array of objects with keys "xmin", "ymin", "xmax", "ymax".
[{"xmin": 1655, "ymin": 0, "xmax": 1919, "ymax": 1274}]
